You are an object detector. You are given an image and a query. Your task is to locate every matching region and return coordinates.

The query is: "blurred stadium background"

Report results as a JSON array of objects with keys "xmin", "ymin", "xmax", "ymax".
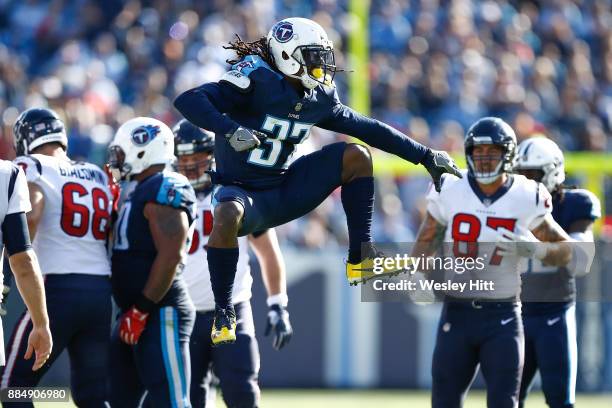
[{"xmin": 1, "ymin": 0, "xmax": 611, "ymax": 406}]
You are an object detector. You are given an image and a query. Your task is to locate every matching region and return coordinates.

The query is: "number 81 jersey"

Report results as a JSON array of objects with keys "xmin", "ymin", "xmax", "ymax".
[
  {"xmin": 14, "ymin": 154, "xmax": 112, "ymax": 276},
  {"xmin": 426, "ymin": 171, "xmax": 552, "ymax": 298}
]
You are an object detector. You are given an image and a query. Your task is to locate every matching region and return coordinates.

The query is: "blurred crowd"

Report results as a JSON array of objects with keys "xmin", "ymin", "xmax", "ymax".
[{"xmin": 0, "ymin": 0, "xmax": 610, "ymax": 247}]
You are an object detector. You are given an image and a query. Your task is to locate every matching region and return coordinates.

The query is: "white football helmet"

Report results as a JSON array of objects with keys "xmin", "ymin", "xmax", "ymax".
[
  {"xmin": 514, "ymin": 136, "xmax": 565, "ymax": 193},
  {"xmin": 108, "ymin": 117, "xmax": 175, "ymax": 181},
  {"xmin": 267, "ymin": 17, "xmax": 336, "ymax": 89}
]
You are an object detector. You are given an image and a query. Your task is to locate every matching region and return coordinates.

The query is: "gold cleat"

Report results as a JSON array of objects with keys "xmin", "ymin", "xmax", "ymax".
[
  {"xmin": 211, "ymin": 307, "xmax": 237, "ymax": 346},
  {"xmin": 346, "ymin": 256, "xmax": 413, "ymax": 286}
]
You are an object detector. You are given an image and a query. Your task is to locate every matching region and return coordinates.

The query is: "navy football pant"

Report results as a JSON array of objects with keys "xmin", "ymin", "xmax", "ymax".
[
  {"xmin": 212, "ymin": 142, "xmax": 345, "ymax": 236},
  {"xmin": 519, "ymin": 305, "xmax": 577, "ymax": 408},
  {"xmin": 190, "ymin": 302, "xmax": 260, "ymax": 408},
  {"xmin": 110, "ymin": 306, "xmax": 195, "ymax": 408},
  {"xmin": 432, "ymin": 300, "xmax": 524, "ymax": 408},
  {"xmin": 0, "ymin": 274, "xmax": 111, "ymax": 408}
]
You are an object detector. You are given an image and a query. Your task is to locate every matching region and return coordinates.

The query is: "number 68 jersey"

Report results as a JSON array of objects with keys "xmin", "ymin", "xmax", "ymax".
[
  {"xmin": 426, "ymin": 171, "xmax": 552, "ymax": 299},
  {"xmin": 14, "ymin": 154, "xmax": 111, "ymax": 276}
]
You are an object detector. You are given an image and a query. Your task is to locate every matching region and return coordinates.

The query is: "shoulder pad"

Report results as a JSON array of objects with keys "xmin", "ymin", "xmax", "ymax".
[
  {"xmin": 565, "ymin": 189, "xmax": 601, "ymax": 220},
  {"xmin": 231, "ymin": 55, "xmax": 282, "ymax": 79},
  {"xmin": 155, "ymin": 172, "xmax": 197, "ymax": 221},
  {"xmin": 535, "ymin": 181, "xmax": 552, "ymax": 212},
  {"xmin": 13, "ymin": 155, "xmax": 42, "ymax": 182},
  {"xmin": 219, "ymin": 70, "xmax": 252, "ymax": 93}
]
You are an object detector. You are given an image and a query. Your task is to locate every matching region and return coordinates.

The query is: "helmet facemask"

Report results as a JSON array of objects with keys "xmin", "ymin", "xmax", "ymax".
[
  {"xmin": 107, "ymin": 145, "xmax": 132, "ymax": 181},
  {"xmin": 291, "ymin": 44, "xmax": 336, "ymax": 89},
  {"xmin": 466, "ymin": 143, "xmax": 515, "ymax": 184}
]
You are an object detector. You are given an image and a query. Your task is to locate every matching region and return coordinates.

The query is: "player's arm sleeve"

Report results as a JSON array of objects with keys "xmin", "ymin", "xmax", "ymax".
[
  {"xmin": 3, "ymin": 165, "xmax": 32, "ymax": 255},
  {"xmin": 153, "ymin": 175, "xmax": 197, "ymax": 224},
  {"xmin": 2, "ymin": 213, "xmax": 31, "ymax": 256},
  {"xmin": 317, "ymin": 88, "xmax": 428, "ymax": 164},
  {"xmin": 173, "ymin": 80, "xmax": 251, "ymax": 136},
  {"xmin": 527, "ymin": 182, "xmax": 553, "ymax": 230},
  {"xmin": 13, "ymin": 156, "xmax": 42, "ymax": 183},
  {"xmin": 425, "ymin": 178, "xmax": 448, "ymax": 225},
  {"xmin": 7, "ymin": 165, "xmax": 32, "ymax": 215}
]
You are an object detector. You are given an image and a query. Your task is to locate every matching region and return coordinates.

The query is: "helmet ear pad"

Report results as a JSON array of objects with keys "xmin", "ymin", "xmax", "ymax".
[{"xmin": 282, "ymin": 51, "xmax": 290, "ymax": 60}]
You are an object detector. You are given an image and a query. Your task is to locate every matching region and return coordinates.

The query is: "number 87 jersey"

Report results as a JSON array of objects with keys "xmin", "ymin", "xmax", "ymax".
[
  {"xmin": 426, "ymin": 171, "xmax": 552, "ymax": 297},
  {"xmin": 14, "ymin": 154, "xmax": 112, "ymax": 276}
]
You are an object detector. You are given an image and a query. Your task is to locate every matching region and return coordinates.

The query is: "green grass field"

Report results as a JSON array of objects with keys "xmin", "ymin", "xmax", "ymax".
[{"xmin": 34, "ymin": 389, "xmax": 612, "ymax": 407}]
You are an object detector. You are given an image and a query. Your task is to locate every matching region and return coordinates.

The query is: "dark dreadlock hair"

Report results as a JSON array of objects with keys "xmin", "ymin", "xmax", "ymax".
[{"xmin": 224, "ymin": 35, "xmax": 276, "ymax": 69}]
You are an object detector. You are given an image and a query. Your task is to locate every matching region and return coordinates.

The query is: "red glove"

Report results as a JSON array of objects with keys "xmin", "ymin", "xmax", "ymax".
[
  {"xmin": 104, "ymin": 164, "xmax": 121, "ymax": 215},
  {"xmin": 119, "ymin": 306, "xmax": 149, "ymax": 345}
]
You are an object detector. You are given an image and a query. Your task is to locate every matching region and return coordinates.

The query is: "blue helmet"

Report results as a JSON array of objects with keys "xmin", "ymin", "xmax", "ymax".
[
  {"xmin": 13, "ymin": 108, "xmax": 68, "ymax": 156},
  {"xmin": 172, "ymin": 119, "xmax": 215, "ymax": 190},
  {"xmin": 465, "ymin": 117, "xmax": 517, "ymax": 184}
]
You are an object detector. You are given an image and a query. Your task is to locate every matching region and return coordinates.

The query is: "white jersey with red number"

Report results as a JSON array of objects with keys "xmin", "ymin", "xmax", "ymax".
[
  {"xmin": 13, "ymin": 154, "xmax": 111, "ymax": 276},
  {"xmin": 182, "ymin": 192, "xmax": 251, "ymax": 312},
  {"xmin": 426, "ymin": 171, "xmax": 552, "ymax": 299}
]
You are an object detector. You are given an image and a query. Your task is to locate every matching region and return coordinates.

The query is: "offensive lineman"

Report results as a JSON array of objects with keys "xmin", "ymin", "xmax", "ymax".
[
  {"xmin": 2, "ymin": 108, "xmax": 111, "ymax": 407},
  {"xmin": 174, "ymin": 17, "xmax": 461, "ymax": 345},
  {"xmin": 413, "ymin": 117, "xmax": 573, "ymax": 408},
  {"xmin": 173, "ymin": 120, "xmax": 292, "ymax": 407},
  {"xmin": 516, "ymin": 137, "xmax": 599, "ymax": 408},
  {"xmin": 108, "ymin": 117, "xmax": 196, "ymax": 407}
]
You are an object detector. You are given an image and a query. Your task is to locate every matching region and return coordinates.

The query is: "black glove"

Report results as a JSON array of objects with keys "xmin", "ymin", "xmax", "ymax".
[
  {"xmin": 264, "ymin": 304, "xmax": 293, "ymax": 350},
  {"xmin": 421, "ymin": 148, "xmax": 462, "ymax": 192}
]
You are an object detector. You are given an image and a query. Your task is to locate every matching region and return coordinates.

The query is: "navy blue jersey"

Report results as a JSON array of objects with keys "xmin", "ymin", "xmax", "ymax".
[
  {"xmin": 111, "ymin": 170, "xmax": 196, "ymax": 310},
  {"xmin": 521, "ymin": 188, "xmax": 600, "ymax": 314},
  {"xmin": 175, "ymin": 55, "xmax": 428, "ymax": 189}
]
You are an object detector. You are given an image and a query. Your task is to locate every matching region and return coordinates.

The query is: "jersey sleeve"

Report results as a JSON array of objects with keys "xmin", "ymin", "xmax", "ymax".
[
  {"xmin": 316, "ymin": 86, "xmax": 429, "ymax": 164},
  {"xmin": 425, "ymin": 178, "xmax": 448, "ymax": 225},
  {"xmin": 527, "ymin": 182, "xmax": 553, "ymax": 229},
  {"xmin": 569, "ymin": 189, "xmax": 601, "ymax": 221},
  {"xmin": 13, "ymin": 155, "xmax": 42, "ymax": 183},
  {"xmin": 152, "ymin": 173, "xmax": 197, "ymax": 223},
  {"xmin": 7, "ymin": 165, "xmax": 31, "ymax": 215}
]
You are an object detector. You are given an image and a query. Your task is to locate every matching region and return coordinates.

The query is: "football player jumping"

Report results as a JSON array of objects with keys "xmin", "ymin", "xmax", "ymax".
[
  {"xmin": 107, "ymin": 117, "xmax": 196, "ymax": 407},
  {"xmin": 413, "ymin": 117, "xmax": 574, "ymax": 408},
  {"xmin": 515, "ymin": 137, "xmax": 599, "ymax": 408},
  {"xmin": 174, "ymin": 17, "xmax": 461, "ymax": 345},
  {"xmin": 174, "ymin": 120, "xmax": 291, "ymax": 408},
  {"xmin": 3, "ymin": 108, "xmax": 112, "ymax": 406}
]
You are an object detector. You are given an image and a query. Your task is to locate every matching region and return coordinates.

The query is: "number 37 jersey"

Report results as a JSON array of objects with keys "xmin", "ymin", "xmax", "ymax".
[
  {"xmin": 14, "ymin": 154, "xmax": 112, "ymax": 276},
  {"xmin": 426, "ymin": 172, "xmax": 552, "ymax": 298}
]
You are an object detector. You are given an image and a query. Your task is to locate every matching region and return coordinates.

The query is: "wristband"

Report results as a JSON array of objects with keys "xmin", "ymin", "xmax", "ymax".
[
  {"xmin": 267, "ymin": 293, "xmax": 288, "ymax": 308},
  {"xmin": 135, "ymin": 294, "xmax": 157, "ymax": 314}
]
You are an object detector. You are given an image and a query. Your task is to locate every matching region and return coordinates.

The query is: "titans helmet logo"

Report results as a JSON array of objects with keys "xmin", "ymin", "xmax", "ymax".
[
  {"xmin": 273, "ymin": 21, "xmax": 294, "ymax": 43},
  {"xmin": 131, "ymin": 125, "xmax": 160, "ymax": 146}
]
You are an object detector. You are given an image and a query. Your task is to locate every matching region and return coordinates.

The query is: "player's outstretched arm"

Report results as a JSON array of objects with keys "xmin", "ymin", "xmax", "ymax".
[
  {"xmin": 249, "ymin": 229, "xmax": 292, "ymax": 350},
  {"xmin": 143, "ymin": 203, "xmax": 191, "ymax": 303},
  {"xmin": 317, "ymin": 101, "xmax": 461, "ymax": 191},
  {"xmin": 174, "ymin": 82, "xmax": 250, "ymax": 136}
]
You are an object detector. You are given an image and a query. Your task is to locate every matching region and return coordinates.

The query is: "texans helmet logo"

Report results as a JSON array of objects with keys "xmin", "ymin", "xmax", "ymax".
[
  {"xmin": 131, "ymin": 125, "xmax": 160, "ymax": 146},
  {"xmin": 273, "ymin": 21, "xmax": 294, "ymax": 43}
]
